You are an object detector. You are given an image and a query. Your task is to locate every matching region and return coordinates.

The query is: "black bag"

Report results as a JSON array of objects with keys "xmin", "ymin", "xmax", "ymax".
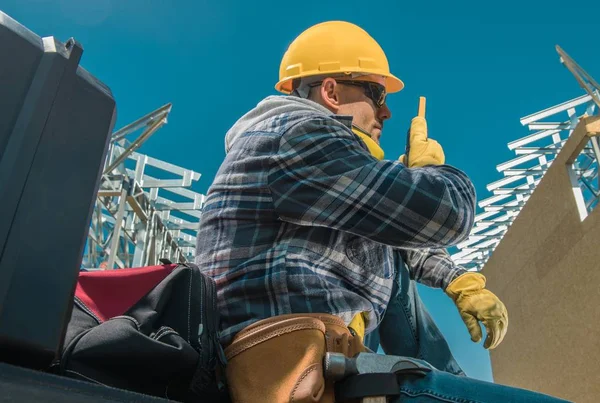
[{"xmin": 57, "ymin": 262, "xmax": 228, "ymax": 402}]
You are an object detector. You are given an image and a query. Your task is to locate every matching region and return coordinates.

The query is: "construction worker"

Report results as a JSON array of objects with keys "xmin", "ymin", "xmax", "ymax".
[{"xmin": 196, "ymin": 21, "xmax": 569, "ymax": 403}]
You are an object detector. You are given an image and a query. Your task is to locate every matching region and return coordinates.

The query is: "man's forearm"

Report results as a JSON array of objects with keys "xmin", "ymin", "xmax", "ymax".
[
  {"xmin": 269, "ymin": 116, "xmax": 477, "ymax": 250},
  {"xmin": 399, "ymin": 248, "xmax": 467, "ymax": 290}
]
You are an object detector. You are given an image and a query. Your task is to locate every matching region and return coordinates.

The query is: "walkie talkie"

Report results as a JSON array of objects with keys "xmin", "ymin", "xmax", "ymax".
[{"xmin": 404, "ymin": 96, "xmax": 427, "ymax": 167}]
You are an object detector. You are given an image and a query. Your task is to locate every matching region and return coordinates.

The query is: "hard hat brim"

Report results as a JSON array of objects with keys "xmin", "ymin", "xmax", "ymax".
[{"xmin": 385, "ymin": 74, "xmax": 404, "ymax": 93}]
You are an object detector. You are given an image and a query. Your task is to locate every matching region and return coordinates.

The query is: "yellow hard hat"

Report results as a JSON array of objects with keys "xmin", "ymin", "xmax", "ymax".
[{"xmin": 276, "ymin": 21, "xmax": 404, "ymax": 94}]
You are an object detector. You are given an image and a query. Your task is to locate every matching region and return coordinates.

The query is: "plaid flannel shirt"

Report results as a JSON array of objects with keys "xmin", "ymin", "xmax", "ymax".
[{"xmin": 195, "ymin": 96, "xmax": 475, "ymax": 345}]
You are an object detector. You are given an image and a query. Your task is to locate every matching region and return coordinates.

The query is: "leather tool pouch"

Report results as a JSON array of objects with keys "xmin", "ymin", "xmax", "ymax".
[{"xmin": 224, "ymin": 313, "xmax": 365, "ymax": 403}]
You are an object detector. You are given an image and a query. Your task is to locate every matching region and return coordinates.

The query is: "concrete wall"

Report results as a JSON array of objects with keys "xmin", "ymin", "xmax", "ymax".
[{"xmin": 483, "ymin": 116, "xmax": 600, "ymax": 403}]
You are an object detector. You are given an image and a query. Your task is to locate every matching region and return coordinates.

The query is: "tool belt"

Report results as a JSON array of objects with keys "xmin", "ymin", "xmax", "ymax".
[{"xmin": 224, "ymin": 313, "xmax": 366, "ymax": 403}]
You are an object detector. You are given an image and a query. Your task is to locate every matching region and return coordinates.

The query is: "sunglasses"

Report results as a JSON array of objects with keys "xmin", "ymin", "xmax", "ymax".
[{"xmin": 309, "ymin": 80, "xmax": 387, "ymax": 108}]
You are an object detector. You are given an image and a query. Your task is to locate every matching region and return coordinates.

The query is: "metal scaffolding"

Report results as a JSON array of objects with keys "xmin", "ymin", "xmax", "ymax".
[
  {"xmin": 83, "ymin": 104, "xmax": 206, "ymax": 270},
  {"xmin": 451, "ymin": 47, "xmax": 599, "ymax": 271},
  {"xmin": 568, "ymin": 132, "xmax": 600, "ymax": 221}
]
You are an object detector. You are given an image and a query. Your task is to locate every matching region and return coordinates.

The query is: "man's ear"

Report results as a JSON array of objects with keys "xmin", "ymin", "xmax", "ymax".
[{"xmin": 320, "ymin": 78, "xmax": 341, "ymax": 112}]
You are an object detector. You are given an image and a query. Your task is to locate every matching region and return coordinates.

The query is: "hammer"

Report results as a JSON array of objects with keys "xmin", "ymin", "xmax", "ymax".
[{"xmin": 324, "ymin": 352, "xmax": 432, "ymax": 402}]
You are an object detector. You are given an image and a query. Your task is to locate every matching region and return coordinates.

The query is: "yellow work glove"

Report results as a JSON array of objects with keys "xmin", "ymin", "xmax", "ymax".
[
  {"xmin": 399, "ymin": 116, "xmax": 445, "ymax": 167},
  {"xmin": 445, "ymin": 272, "xmax": 508, "ymax": 350}
]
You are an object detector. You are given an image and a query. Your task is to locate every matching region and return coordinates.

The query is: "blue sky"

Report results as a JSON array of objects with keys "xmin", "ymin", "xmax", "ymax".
[{"xmin": 4, "ymin": 0, "xmax": 599, "ymax": 382}]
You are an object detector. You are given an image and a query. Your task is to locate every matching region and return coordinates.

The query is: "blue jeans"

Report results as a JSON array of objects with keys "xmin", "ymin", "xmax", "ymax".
[
  {"xmin": 365, "ymin": 262, "xmax": 465, "ymax": 376},
  {"xmin": 387, "ymin": 357, "xmax": 571, "ymax": 402}
]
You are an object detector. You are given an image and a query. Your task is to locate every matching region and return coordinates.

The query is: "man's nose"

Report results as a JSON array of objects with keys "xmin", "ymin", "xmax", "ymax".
[{"xmin": 378, "ymin": 103, "xmax": 392, "ymax": 121}]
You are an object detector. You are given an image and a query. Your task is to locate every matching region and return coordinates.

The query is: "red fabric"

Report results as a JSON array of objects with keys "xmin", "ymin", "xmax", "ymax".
[{"xmin": 75, "ymin": 264, "xmax": 177, "ymax": 322}]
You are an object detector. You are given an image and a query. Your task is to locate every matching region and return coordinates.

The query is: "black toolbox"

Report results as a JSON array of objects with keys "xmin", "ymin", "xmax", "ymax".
[{"xmin": 0, "ymin": 10, "xmax": 115, "ymax": 370}]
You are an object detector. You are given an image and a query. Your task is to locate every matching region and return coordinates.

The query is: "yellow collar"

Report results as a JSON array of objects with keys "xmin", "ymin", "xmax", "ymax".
[{"xmin": 352, "ymin": 125, "xmax": 384, "ymax": 160}]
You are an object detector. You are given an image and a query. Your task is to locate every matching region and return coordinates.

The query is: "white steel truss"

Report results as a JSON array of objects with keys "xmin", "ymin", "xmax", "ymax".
[
  {"xmin": 568, "ymin": 133, "xmax": 600, "ymax": 221},
  {"xmin": 451, "ymin": 47, "xmax": 599, "ymax": 271},
  {"xmin": 83, "ymin": 104, "xmax": 206, "ymax": 270}
]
